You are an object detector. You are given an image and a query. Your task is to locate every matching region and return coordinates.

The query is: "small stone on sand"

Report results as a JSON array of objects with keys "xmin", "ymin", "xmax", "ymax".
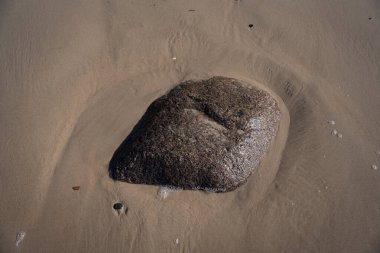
[
  {"xmin": 72, "ymin": 186, "xmax": 80, "ymax": 191},
  {"xmin": 176, "ymin": 238, "xmax": 179, "ymax": 244},
  {"xmin": 332, "ymin": 129, "xmax": 338, "ymax": 135},
  {"xmin": 113, "ymin": 202, "xmax": 124, "ymax": 210},
  {"xmin": 172, "ymin": 57, "xmax": 177, "ymax": 60},
  {"xmin": 337, "ymin": 133, "xmax": 343, "ymax": 139},
  {"xmin": 372, "ymin": 164, "xmax": 378, "ymax": 170},
  {"xmin": 329, "ymin": 120, "xmax": 336, "ymax": 125}
]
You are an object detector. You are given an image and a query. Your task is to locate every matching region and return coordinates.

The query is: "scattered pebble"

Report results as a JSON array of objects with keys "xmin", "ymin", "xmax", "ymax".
[
  {"xmin": 188, "ymin": 9, "xmax": 196, "ymax": 12},
  {"xmin": 172, "ymin": 57, "xmax": 177, "ymax": 60},
  {"xmin": 369, "ymin": 17, "xmax": 372, "ymax": 20},
  {"xmin": 337, "ymin": 133, "xmax": 343, "ymax": 139},
  {"xmin": 175, "ymin": 238, "xmax": 179, "ymax": 244},
  {"xmin": 15, "ymin": 231, "xmax": 26, "ymax": 247},
  {"xmin": 328, "ymin": 120, "xmax": 336, "ymax": 125},
  {"xmin": 248, "ymin": 24, "xmax": 254, "ymax": 28},
  {"xmin": 332, "ymin": 129, "xmax": 338, "ymax": 135},
  {"xmin": 372, "ymin": 164, "xmax": 378, "ymax": 171},
  {"xmin": 113, "ymin": 202, "xmax": 124, "ymax": 210},
  {"xmin": 72, "ymin": 186, "xmax": 80, "ymax": 191}
]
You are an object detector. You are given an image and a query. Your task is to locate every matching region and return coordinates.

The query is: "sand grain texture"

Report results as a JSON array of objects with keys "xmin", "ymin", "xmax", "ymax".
[{"xmin": 0, "ymin": 0, "xmax": 380, "ymax": 253}]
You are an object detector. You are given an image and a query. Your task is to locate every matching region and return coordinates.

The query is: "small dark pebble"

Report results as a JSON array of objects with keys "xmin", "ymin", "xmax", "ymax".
[
  {"xmin": 248, "ymin": 24, "xmax": 254, "ymax": 28},
  {"xmin": 188, "ymin": 9, "xmax": 196, "ymax": 12},
  {"xmin": 113, "ymin": 203, "xmax": 124, "ymax": 210},
  {"xmin": 72, "ymin": 186, "xmax": 80, "ymax": 191},
  {"xmin": 368, "ymin": 17, "xmax": 372, "ymax": 20}
]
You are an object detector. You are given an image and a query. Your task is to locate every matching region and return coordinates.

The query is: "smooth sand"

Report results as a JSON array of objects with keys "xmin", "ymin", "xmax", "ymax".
[{"xmin": 1, "ymin": 1, "xmax": 380, "ymax": 252}]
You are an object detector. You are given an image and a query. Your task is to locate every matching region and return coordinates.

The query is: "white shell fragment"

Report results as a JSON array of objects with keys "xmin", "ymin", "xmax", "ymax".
[
  {"xmin": 176, "ymin": 238, "xmax": 179, "ymax": 244},
  {"xmin": 332, "ymin": 129, "xmax": 338, "ymax": 135},
  {"xmin": 328, "ymin": 120, "xmax": 336, "ymax": 125},
  {"xmin": 372, "ymin": 164, "xmax": 378, "ymax": 170},
  {"xmin": 15, "ymin": 231, "xmax": 26, "ymax": 246},
  {"xmin": 157, "ymin": 186, "xmax": 182, "ymax": 199},
  {"xmin": 172, "ymin": 57, "xmax": 177, "ymax": 60},
  {"xmin": 158, "ymin": 187, "xmax": 169, "ymax": 199},
  {"xmin": 337, "ymin": 133, "xmax": 343, "ymax": 139}
]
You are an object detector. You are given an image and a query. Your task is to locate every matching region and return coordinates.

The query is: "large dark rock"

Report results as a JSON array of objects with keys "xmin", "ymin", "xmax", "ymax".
[{"xmin": 109, "ymin": 77, "xmax": 280, "ymax": 192}]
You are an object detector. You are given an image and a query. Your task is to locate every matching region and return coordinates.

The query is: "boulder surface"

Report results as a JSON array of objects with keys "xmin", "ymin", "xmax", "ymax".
[{"xmin": 109, "ymin": 77, "xmax": 280, "ymax": 192}]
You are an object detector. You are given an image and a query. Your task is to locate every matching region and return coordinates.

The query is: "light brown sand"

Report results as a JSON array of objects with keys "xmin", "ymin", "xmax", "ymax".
[{"xmin": 1, "ymin": 0, "xmax": 380, "ymax": 252}]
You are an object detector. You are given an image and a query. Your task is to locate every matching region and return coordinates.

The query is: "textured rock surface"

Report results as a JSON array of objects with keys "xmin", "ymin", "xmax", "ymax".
[{"xmin": 109, "ymin": 77, "xmax": 281, "ymax": 192}]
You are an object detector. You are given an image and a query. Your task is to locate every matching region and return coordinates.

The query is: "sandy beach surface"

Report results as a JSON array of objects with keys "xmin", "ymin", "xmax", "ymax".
[{"xmin": 1, "ymin": 0, "xmax": 380, "ymax": 252}]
